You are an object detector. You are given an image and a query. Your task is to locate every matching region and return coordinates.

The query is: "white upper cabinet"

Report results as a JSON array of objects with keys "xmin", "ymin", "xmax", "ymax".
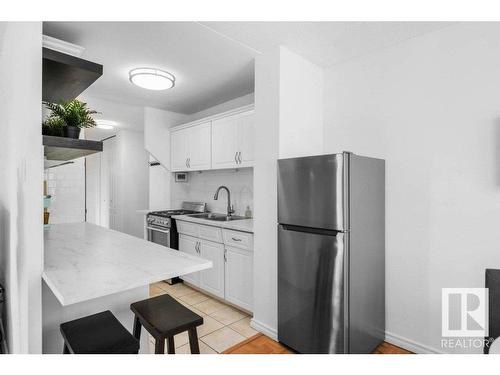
[
  {"xmin": 170, "ymin": 106, "xmax": 254, "ymax": 172},
  {"xmin": 188, "ymin": 122, "xmax": 211, "ymax": 170},
  {"xmin": 211, "ymin": 110, "xmax": 255, "ymax": 169},
  {"xmin": 211, "ymin": 115, "xmax": 239, "ymax": 169},
  {"xmin": 170, "ymin": 121, "xmax": 211, "ymax": 172}
]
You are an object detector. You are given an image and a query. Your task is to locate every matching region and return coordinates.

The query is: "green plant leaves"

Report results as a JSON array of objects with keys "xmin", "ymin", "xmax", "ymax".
[{"xmin": 43, "ymin": 99, "xmax": 100, "ymax": 129}]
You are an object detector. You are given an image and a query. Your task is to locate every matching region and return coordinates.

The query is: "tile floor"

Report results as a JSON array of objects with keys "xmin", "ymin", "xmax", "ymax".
[{"xmin": 148, "ymin": 281, "xmax": 258, "ymax": 354}]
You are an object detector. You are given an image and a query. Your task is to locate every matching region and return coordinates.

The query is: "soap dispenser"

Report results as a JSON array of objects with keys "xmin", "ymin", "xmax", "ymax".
[{"xmin": 244, "ymin": 205, "xmax": 252, "ymax": 219}]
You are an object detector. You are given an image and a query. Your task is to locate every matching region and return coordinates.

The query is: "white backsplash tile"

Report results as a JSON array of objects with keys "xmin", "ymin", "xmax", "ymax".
[{"xmin": 171, "ymin": 168, "xmax": 253, "ymax": 217}]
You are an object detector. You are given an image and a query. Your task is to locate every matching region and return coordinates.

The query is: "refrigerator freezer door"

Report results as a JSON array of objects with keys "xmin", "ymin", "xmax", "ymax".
[
  {"xmin": 278, "ymin": 224, "xmax": 346, "ymax": 353},
  {"xmin": 278, "ymin": 153, "xmax": 347, "ymax": 231}
]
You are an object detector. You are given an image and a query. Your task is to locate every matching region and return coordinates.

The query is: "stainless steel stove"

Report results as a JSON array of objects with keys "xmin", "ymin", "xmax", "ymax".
[{"xmin": 146, "ymin": 202, "xmax": 206, "ymax": 285}]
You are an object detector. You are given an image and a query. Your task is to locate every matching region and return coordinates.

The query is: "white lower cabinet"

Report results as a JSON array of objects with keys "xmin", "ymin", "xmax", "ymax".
[
  {"xmin": 178, "ymin": 234, "xmax": 200, "ymax": 286},
  {"xmin": 199, "ymin": 240, "xmax": 225, "ymax": 298},
  {"xmin": 177, "ymin": 221, "xmax": 253, "ymax": 312},
  {"xmin": 224, "ymin": 246, "xmax": 253, "ymax": 311}
]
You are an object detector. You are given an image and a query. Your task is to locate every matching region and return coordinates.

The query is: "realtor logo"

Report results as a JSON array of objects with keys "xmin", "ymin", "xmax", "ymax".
[{"xmin": 442, "ymin": 288, "xmax": 488, "ymax": 337}]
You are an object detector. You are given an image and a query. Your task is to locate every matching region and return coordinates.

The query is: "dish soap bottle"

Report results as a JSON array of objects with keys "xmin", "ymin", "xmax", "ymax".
[{"xmin": 245, "ymin": 205, "xmax": 252, "ymax": 219}]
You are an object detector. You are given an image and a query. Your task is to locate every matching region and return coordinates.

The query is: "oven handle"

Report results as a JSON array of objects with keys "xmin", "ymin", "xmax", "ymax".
[{"xmin": 147, "ymin": 226, "xmax": 171, "ymax": 234}]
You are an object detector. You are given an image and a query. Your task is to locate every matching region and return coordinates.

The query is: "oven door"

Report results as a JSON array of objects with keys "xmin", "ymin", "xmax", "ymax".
[{"xmin": 147, "ymin": 225, "xmax": 171, "ymax": 248}]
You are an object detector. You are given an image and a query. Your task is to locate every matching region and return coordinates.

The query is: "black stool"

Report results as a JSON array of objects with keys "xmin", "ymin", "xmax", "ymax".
[
  {"xmin": 131, "ymin": 294, "xmax": 203, "ymax": 354},
  {"xmin": 60, "ymin": 310, "xmax": 139, "ymax": 354}
]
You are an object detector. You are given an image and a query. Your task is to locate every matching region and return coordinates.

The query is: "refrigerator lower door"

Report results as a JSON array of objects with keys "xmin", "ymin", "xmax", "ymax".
[{"xmin": 278, "ymin": 224, "xmax": 346, "ymax": 353}]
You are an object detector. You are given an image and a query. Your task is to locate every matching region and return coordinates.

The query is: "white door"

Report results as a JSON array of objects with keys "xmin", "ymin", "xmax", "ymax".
[
  {"xmin": 171, "ymin": 129, "xmax": 189, "ymax": 171},
  {"xmin": 199, "ymin": 240, "xmax": 225, "ymax": 298},
  {"xmin": 189, "ymin": 122, "xmax": 211, "ymax": 170},
  {"xmin": 211, "ymin": 115, "xmax": 238, "ymax": 169},
  {"xmin": 237, "ymin": 111, "xmax": 255, "ymax": 167},
  {"xmin": 179, "ymin": 234, "xmax": 200, "ymax": 286},
  {"xmin": 224, "ymin": 246, "xmax": 253, "ymax": 311}
]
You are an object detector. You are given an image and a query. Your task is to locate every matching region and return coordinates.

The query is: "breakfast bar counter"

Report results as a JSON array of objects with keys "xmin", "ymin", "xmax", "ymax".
[{"xmin": 42, "ymin": 222, "xmax": 212, "ymax": 353}]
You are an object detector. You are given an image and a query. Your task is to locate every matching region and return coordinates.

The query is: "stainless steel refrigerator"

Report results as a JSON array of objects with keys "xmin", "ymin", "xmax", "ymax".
[{"xmin": 278, "ymin": 151, "xmax": 385, "ymax": 354}]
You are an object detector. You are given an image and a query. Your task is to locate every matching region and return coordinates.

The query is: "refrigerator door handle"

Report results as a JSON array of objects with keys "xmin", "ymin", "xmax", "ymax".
[{"xmin": 280, "ymin": 224, "xmax": 343, "ymax": 236}]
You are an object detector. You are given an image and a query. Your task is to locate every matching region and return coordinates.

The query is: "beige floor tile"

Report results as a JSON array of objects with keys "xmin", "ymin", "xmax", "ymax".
[
  {"xmin": 200, "ymin": 327, "xmax": 246, "ymax": 353},
  {"xmin": 188, "ymin": 305, "xmax": 207, "ymax": 317},
  {"xmin": 229, "ymin": 317, "xmax": 258, "ymax": 338},
  {"xmin": 192, "ymin": 298, "xmax": 227, "ymax": 315},
  {"xmin": 210, "ymin": 306, "xmax": 247, "ymax": 325},
  {"xmin": 174, "ymin": 331, "xmax": 190, "ymax": 348},
  {"xmin": 179, "ymin": 290, "xmax": 210, "ymax": 305},
  {"xmin": 197, "ymin": 315, "xmax": 224, "ymax": 337},
  {"xmin": 176, "ymin": 341, "xmax": 217, "ymax": 354},
  {"xmin": 151, "ymin": 281, "xmax": 170, "ymax": 290},
  {"xmin": 149, "ymin": 285, "xmax": 166, "ymax": 297},
  {"xmin": 167, "ymin": 283, "xmax": 197, "ymax": 298}
]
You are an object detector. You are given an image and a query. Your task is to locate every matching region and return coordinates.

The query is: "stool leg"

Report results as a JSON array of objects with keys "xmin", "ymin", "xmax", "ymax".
[
  {"xmin": 167, "ymin": 337, "xmax": 175, "ymax": 354},
  {"xmin": 63, "ymin": 343, "xmax": 70, "ymax": 354},
  {"xmin": 188, "ymin": 328, "xmax": 200, "ymax": 354},
  {"xmin": 155, "ymin": 338, "xmax": 165, "ymax": 354},
  {"xmin": 133, "ymin": 316, "xmax": 142, "ymax": 342}
]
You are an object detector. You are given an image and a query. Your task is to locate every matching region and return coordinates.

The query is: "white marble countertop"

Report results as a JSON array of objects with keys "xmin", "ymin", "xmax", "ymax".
[
  {"xmin": 172, "ymin": 215, "xmax": 253, "ymax": 233},
  {"xmin": 43, "ymin": 222, "xmax": 212, "ymax": 306}
]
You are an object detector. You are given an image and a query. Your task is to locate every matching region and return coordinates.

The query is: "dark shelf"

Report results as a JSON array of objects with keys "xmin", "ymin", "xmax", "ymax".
[
  {"xmin": 43, "ymin": 136, "xmax": 103, "ymax": 161},
  {"xmin": 43, "ymin": 48, "xmax": 103, "ymax": 103}
]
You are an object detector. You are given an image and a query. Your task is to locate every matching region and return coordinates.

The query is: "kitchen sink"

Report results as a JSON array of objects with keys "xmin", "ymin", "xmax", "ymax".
[{"xmin": 186, "ymin": 213, "xmax": 246, "ymax": 221}]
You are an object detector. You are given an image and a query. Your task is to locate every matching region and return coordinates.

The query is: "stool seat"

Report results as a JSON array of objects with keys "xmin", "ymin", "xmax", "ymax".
[
  {"xmin": 60, "ymin": 310, "xmax": 139, "ymax": 354},
  {"xmin": 131, "ymin": 294, "xmax": 203, "ymax": 354}
]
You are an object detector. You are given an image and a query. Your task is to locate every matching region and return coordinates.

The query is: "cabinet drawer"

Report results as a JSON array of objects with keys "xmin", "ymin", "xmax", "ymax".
[
  {"xmin": 198, "ymin": 225, "xmax": 223, "ymax": 243},
  {"xmin": 176, "ymin": 220, "xmax": 199, "ymax": 237},
  {"xmin": 223, "ymin": 229, "xmax": 253, "ymax": 250}
]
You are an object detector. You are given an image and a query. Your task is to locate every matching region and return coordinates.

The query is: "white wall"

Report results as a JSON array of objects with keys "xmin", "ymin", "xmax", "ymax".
[
  {"xmin": 0, "ymin": 22, "xmax": 43, "ymax": 353},
  {"xmin": 115, "ymin": 130, "xmax": 150, "ymax": 238},
  {"xmin": 44, "ymin": 159, "xmax": 86, "ymax": 224},
  {"xmin": 171, "ymin": 168, "xmax": 253, "ymax": 216},
  {"xmin": 252, "ymin": 46, "xmax": 324, "ymax": 338},
  {"xmin": 279, "ymin": 48, "xmax": 323, "ymax": 158},
  {"xmin": 144, "ymin": 107, "xmax": 188, "ymax": 209},
  {"xmin": 324, "ymin": 23, "xmax": 500, "ymax": 353},
  {"xmin": 181, "ymin": 93, "xmax": 254, "ymax": 124}
]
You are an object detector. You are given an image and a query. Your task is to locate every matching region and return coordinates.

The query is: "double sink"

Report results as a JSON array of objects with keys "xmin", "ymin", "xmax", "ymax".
[{"xmin": 186, "ymin": 213, "xmax": 246, "ymax": 222}]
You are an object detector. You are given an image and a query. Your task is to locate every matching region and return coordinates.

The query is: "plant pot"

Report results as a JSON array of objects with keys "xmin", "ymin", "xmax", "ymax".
[{"xmin": 63, "ymin": 126, "xmax": 81, "ymax": 139}]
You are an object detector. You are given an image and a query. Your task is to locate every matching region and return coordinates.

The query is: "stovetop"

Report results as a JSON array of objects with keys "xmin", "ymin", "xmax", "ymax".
[{"xmin": 148, "ymin": 209, "xmax": 197, "ymax": 218}]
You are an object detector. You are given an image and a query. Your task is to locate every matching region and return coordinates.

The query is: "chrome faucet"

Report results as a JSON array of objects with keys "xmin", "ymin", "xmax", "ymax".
[{"xmin": 214, "ymin": 186, "xmax": 234, "ymax": 217}]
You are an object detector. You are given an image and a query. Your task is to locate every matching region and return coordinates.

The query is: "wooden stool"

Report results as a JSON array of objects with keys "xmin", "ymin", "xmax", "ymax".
[
  {"xmin": 60, "ymin": 310, "xmax": 139, "ymax": 354},
  {"xmin": 131, "ymin": 294, "xmax": 203, "ymax": 354}
]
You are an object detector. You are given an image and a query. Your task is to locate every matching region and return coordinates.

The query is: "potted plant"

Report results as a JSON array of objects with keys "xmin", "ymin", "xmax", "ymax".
[{"xmin": 43, "ymin": 100, "xmax": 99, "ymax": 139}]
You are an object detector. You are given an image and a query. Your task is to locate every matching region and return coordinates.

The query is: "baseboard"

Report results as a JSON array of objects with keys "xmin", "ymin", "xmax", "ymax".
[
  {"xmin": 385, "ymin": 331, "xmax": 444, "ymax": 354},
  {"xmin": 250, "ymin": 318, "xmax": 278, "ymax": 341}
]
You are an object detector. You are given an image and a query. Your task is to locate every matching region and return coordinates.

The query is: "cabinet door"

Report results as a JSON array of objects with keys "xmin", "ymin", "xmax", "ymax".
[
  {"xmin": 188, "ymin": 122, "xmax": 212, "ymax": 170},
  {"xmin": 178, "ymin": 234, "xmax": 200, "ymax": 286},
  {"xmin": 224, "ymin": 246, "xmax": 253, "ymax": 311},
  {"xmin": 211, "ymin": 115, "xmax": 238, "ymax": 169},
  {"xmin": 237, "ymin": 110, "xmax": 255, "ymax": 167},
  {"xmin": 199, "ymin": 240, "xmax": 225, "ymax": 298},
  {"xmin": 171, "ymin": 129, "xmax": 189, "ymax": 172}
]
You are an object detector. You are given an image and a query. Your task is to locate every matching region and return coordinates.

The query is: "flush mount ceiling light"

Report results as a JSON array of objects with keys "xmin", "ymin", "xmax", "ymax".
[
  {"xmin": 129, "ymin": 68, "xmax": 175, "ymax": 90},
  {"xmin": 95, "ymin": 119, "xmax": 117, "ymax": 130}
]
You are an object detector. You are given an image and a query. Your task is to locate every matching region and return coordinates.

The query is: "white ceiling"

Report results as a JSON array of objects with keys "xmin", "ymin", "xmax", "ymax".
[
  {"xmin": 43, "ymin": 22, "xmax": 256, "ymax": 114},
  {"xmin": 43, "ymin": 22, "xmax": 454, "ymax": 114},
  {"xmin": 200, "ymin": 22, "xmax": 455, "ymax": 67}
]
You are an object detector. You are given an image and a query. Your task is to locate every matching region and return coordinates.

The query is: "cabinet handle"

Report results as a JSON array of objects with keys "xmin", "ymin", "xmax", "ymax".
[
  {"xmin": 196, "ymin": 241, "xmax": 200, "ymax": 253},
  {"xmin": 234, "ymin": 152, "xmax": 238, "ymax": 164},
  {"xmin": 186, "ymin": 158, "xmax": 188, "ymax": 168},
  {"xmin": 231, "ymin": 237, "xmax": 242, "ymax": 242},
  {"xmin": 224, "ymin": 248, "xmax": 227, "ymax": 262},
  {"xmin": 237, "ymin": 151, "xmax": 242, "ymax": 164},
  {"xmin": 188, "ymin": 158, "xmax": 191, "ymax": 168}
]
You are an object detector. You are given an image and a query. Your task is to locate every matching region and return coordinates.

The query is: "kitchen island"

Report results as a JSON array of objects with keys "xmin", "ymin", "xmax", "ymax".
[{"xmin": 43, "ymin": 222, "xmax": 212, "ymax": 354}]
